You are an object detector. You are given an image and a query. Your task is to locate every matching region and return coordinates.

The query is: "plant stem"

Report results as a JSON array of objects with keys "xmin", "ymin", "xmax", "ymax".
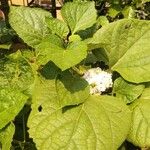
[{"xmin": 72, "ymin": 66, "xmax": 84, "ymax": 76}]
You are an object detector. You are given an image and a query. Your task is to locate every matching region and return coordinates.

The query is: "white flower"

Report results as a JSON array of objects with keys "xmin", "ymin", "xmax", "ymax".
[{"xmin": 83, "ymin": 67, "xmax": 113, "ymax": 95}]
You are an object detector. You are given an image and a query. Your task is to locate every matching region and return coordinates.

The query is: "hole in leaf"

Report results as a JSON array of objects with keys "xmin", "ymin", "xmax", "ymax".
[
  {"xmin": 38, "ymin": 105, "xmax": 42, "ymax": 112},
  {"xmin": 113, "ymin": 93, "xmax": 116, "ymax": 96}
]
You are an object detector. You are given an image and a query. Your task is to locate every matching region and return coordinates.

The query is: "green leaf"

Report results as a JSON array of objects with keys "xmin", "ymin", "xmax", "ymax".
[
  {"xmin": 61, "ymin": 2, "xmax": 97, "ymax": 34},
  {"xmin": 28, "ymin": 95, "xmax": 131, "ymax": 150},
  {"xmin": 122, "ymin": 6, "xmax": 136, "ymax": 18},
  {"xmin": 92, "ymin": 19, "xmax": 150, "ymax": 83},
  {"xmin": 69, "ymin": 34, "xmax": 81, "ymax": 42},
  {"xmin": 84, "ymin": 52, "xmax": 98, "ymax": 64},
  {"xmin": 0, "ymin": 88, "xmax": 28, "ymax": 129},
  {"xmin": 93, "ymin": 48, "xmax": 109, "ymax": 65},
  {"xmin": 97, "ymin": 16, "xmax": 109, "ymax": 27},
  {"xmin": 0, "ymin": 28, "xmax": 14, "ymax": 44},
  {"xmin": 9, "ymin": 6, "xmax": 52, "ymax": 47},
  {"xmin": 41, "ymin": 34, "xmax": 64, "ymax": 48},
  {"xmin": 56, "ymin": 71, "xmax": 90, "ymax": 106},
  {"xmin": 45, "ymin": 17, "xmax": 69, "ymax": 38},
  {"xmin": 108, "ymin": 7, "xmax": 120, "ymax": 18},
  {"xmin": 0, "ymin": 51, "xmax": 34, "ymax": 93},
  {"xmin": 0, "ymin": 20, "xmax": 15, "ymax": 44},
  {"xmin": 0, "ymin": 123, "xmax": 15, "ymax": 150},
  {"xmin": 32, "ymin": 70, "xmax": 89, "ymax": 107},
  {"xmin": 127, "ymin": 98, "xmax": 150, "ymax": 147},
  {"xmin": 37, "ymin": 41, "xmax": 87, "ymax": 70},
  {"xmin": 113, "ymin": 77, "xmax": 145, "ymax": 104}
]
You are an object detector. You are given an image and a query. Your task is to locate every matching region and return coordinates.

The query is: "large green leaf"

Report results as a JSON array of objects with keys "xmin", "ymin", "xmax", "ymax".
[
  {"xmin": 45, "ymin": 17, "xmax": 69, "ymax": 38},
  {"xmin": 37, "ymin": 41, "xmax": 87, "ymax": 70},
  {"xmin": 28, "ymin": 96, "xmax": 131, "ymax": 150},
  {"xmin": 61, "ymin": 2, "xmax": 97, "ymax": 34},
  {"xmin": 9, "ymin": 6, "xmax": 52, "ymax": 47},
  {"xmin": 32, "ymin": 68, "xmax": 89, "ymax": 107},
  {"xmin": 92, "ymin": 19, "xmax": 150, "ymax": 83},
  {"xmin": 127, "ymin": 98, "xmax": 150, "ymax": 147},
  {"xmin": 0, "ymin": 123, "xmax": 15, "ymax": 150},
  {"xmin": 0, "ymin": 88, "xmax": 28, "ymax": 129},
  {"xmin": 113, "ymin": 77, "xmax": 145, "ymax": 103}
]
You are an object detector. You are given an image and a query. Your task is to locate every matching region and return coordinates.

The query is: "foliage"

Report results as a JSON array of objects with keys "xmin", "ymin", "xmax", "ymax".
[{"xmin": 0, "ymin": 1, "xmax": 150, "ymax": 150}]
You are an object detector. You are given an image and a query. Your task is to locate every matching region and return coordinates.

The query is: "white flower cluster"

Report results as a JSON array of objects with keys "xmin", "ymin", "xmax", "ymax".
[{"xmin": 83, "ymin": 67, "xmax": 113, "ymax": 95}]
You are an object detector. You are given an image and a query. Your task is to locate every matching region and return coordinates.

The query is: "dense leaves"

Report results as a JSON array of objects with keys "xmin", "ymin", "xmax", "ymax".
[{"xmin": 0, "ymin": 1, "xmax": 150, "ymax": 149}]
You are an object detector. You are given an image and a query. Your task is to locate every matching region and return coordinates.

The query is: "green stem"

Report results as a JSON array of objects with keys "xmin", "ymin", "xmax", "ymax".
[{"xmin": 72, "ymin": 66, "xmax": 84, "ymax": 76}]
